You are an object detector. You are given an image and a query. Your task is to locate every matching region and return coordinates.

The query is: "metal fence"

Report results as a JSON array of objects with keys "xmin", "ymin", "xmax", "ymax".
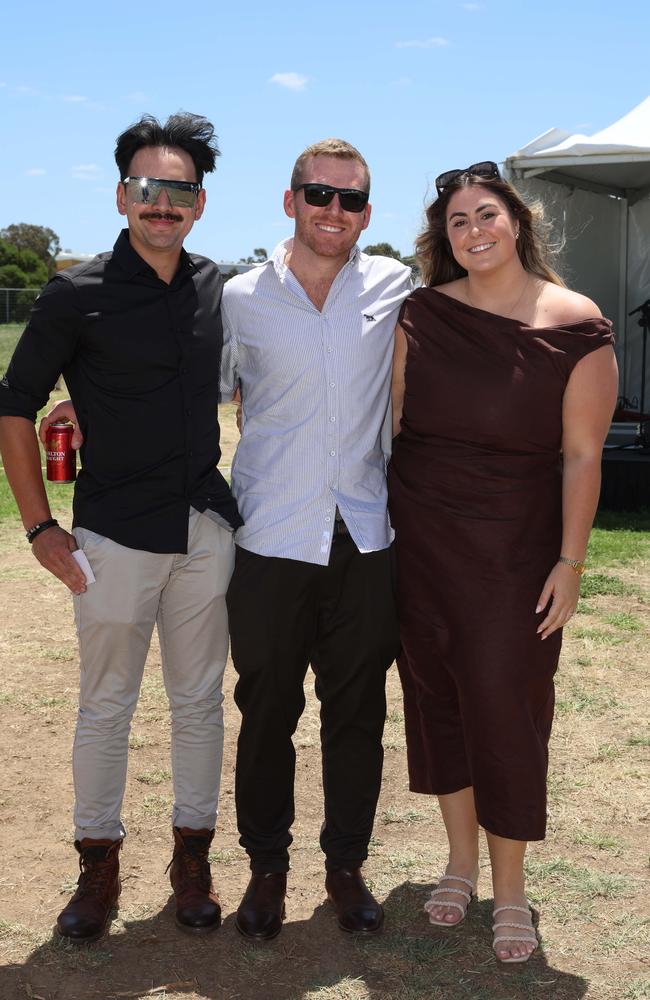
[{"xmin": 0, "ymin": 288, "xmax": 41, "ymax": 324}]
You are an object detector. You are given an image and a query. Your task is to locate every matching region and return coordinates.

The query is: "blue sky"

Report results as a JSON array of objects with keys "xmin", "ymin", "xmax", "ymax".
[{"xmin": 2, "ymin": 0, "xmax": 648, "ymax": 264}]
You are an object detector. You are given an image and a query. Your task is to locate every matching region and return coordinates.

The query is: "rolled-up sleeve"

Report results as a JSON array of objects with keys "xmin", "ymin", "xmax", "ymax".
[{"xmin": 0, "ymin": 276, "xmax": 82, "ymax": 421}]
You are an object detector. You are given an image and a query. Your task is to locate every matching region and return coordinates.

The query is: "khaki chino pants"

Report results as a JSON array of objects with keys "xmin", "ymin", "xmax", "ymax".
[{"xmin": 71, "ymin": 509, "xmax": 235, "ymax": 841}]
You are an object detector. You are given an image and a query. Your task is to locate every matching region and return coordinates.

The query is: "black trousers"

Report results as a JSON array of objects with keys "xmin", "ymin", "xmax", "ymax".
[{"xmin": 226, "ymin": 537, "xmax": 399, "ymax": 874}]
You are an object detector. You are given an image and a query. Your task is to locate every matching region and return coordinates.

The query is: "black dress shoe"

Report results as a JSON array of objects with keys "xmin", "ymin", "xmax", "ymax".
[
  {"xmin": 235, "ymin": 873, "xmax": 287, "ymax": 940},
  {"xmin": 325, "ymin": 868, "xmax": 384, "ymax": 933}
]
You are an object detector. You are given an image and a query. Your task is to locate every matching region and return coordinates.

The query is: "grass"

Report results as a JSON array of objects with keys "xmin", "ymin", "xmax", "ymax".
[
  {"xmin": 135, "ymin": 767, "xmax": 171, "ymax": 785},
  {"xmin": 604, "ymin": 612, "xmax": 642, "ymax": 631},
  {"xmin": 0, "ymin": 323, "xmax": 23, "ymax": 372},
  {"xmin": 525, "ymin": 857, "xmax": 632, "ymax": 900},
  {"xmin": 580, "ymin": 572, "xmax": 634, "ymax": 598},
  {"xmin": 573, "ymin": 830, "xmax": 623, "ymax": 853}
]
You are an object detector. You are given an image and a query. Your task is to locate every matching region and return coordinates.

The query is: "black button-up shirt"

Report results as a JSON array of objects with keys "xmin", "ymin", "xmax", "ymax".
[{"xmin": 0, "ymin": 230, "xmax": 242, "ymax": 553}]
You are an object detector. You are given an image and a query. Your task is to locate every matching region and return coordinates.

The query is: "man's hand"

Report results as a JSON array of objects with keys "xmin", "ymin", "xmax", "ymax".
[
  {"xmin": 38, "ymin": 399, "xmax": 83, "ymax": 449},
  {"xmin": 32, "ymin": 524, "xmax": 87, "ymax": 594}
]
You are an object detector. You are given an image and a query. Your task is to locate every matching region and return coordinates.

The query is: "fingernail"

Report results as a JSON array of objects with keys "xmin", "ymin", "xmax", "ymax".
[{"xmin": 535, "ymin": 605, "xmax": 542, "ymax": 613}]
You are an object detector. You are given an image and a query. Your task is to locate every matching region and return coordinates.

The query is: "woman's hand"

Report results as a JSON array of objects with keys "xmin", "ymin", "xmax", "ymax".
[
  {"xmin": 38, "ymin": 399, "xmax": 83, "ymax": 449},
  {"xmin": 535, "ymin": 562, "xmax": 581, "ymax": 639}
]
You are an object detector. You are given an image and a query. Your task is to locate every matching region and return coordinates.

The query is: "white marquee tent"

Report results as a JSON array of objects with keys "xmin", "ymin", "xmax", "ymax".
[{"xmin": 504, "ymin": 96, "xmax": 650, "ymax": 413}]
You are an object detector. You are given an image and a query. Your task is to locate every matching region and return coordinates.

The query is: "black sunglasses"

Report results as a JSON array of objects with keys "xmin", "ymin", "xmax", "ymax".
[
  {"xmin": 293, "ymin": 183, "xmax": 369, "ymax": 214},
  {"xmin": 123, "ymin": 176, "xmax": 201, "ymax": 208},
  {"xmin": 435, "ymin": 161, "xmax": 500, "ymax": 196}
]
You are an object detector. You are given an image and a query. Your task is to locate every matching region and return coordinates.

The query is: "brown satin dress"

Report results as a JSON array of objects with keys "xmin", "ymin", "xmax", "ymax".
[{"xmin": 388, "ymin": 288, "xmax": 615, "ymax": 841}]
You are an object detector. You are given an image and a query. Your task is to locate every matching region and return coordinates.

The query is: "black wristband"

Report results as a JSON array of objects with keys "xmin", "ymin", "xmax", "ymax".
[{"xmin": 26, "ymin": 518, "xmax": 59, "ymax": 544}]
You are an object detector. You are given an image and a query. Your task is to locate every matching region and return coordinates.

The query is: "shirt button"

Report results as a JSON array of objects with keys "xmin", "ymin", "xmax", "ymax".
[
  {"xmin": 329, "ymin": 382, "xmax": 336, "ymax": 388},
  {"xmin": 329, "ymin": 450, "xmax": 336, "ymax": 457},
  {"xmin": 326, "ymin": 347, "xmax": 333, "ymax": 354},
  {"xmin": 329, "ymin": 416, "xmax": 336, "ymax": 423},
  {"xmin": 325, "ymin": 516, "xmax": 331, "ymax": 522}
]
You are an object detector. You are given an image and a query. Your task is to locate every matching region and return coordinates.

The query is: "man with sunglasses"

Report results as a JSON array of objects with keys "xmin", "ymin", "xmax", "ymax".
[
  {"xmin": 0, "ymin": 113, "xmax": 241, "ymax": 943},
  {"xmin": 221, "ymin": 139, "xmax": 412, "ymax": 940}
]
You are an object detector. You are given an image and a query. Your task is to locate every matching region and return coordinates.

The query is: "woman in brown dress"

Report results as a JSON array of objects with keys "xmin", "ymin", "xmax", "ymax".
[{"xmin": 389, "ymin": 163, "xmax": 618, "ymax": 962}]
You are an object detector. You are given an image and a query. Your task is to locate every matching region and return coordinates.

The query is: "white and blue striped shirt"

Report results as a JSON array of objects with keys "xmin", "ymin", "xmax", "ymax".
[{"xmin": 221, "ymin": 238, "xmax": 412, "ymax": 565}]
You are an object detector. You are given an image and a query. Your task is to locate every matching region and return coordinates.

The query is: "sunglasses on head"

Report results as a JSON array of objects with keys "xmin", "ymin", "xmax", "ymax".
[
  {"xmin": 123, "ymin": 176, "xmax": 201, "ymax": 208},
  {"xmin": 293, "ymin": 183, "xmax": 369, "ymax": 213},
  {"xmin": 435, "ymin": 161, "xmax": 500, "ymax": 196}
]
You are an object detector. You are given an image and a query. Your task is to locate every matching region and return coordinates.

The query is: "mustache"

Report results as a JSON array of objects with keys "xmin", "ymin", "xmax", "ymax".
[{"xmin": 140, "ymin": 210, "xmax": 183, "ymax": 223}]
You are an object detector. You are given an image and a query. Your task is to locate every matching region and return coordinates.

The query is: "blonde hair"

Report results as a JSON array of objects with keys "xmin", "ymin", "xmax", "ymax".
[
  {"xmin": 290, "ymin": 138, "xmax": 371, "ymax": 191},
  {"xmin": 415, "ymin": 174, "xmax": 564, "ymax": 288}
]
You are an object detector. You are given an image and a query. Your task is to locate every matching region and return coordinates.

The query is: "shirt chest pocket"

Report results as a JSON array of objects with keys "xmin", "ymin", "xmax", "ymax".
[{"xmin": 81, "ymin": 306, "xmax": 182, "ymax": 390}]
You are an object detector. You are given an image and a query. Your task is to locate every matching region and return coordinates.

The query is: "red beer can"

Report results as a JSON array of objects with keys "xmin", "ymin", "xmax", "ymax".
[{"xmin": 46, "ymin": 420, "xmax": 76, "ymax": 482}]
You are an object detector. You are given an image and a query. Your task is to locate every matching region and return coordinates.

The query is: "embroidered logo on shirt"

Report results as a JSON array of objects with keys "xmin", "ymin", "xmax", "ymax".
[
  {"xmin": 363, "ymin": 314, "xmax": 376, "ymax": 322},
  {"xmin": 0, "ymin": 375, "xmax": 9, "ymax": 390}
]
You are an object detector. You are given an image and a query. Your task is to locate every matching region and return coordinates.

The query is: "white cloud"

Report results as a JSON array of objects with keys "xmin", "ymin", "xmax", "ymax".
[
  {"xmin": 461, "ymin": 3, "xmax": 484, "ymax": 9},
  {"xmin": 14, "ymin": 85, "xmax": 38, "ymax": 95},
  {"xmin": 25, "ymin": 168, "xmax": 46, "ymax": 176},
  {"xmin": 391, "ymin": 76, "xmax": 413, "ymax": 88},
  {"xmin": 396, "ymin": 36, "xmax": 449, "ymax": 49},
  {"xmin": 269, "ymin": 72, "xmax": 308, "ymax": 92},
  {"xmin": 63, "ymin": 94, "xmax": 88, "ymax": 103},
  {"xmin": 72, "ymin": 163, "xmax": 101, "ymax": 181},
  {"xmin": 126, "ymin": 91, "xmax": 149, "ymax": 103}
]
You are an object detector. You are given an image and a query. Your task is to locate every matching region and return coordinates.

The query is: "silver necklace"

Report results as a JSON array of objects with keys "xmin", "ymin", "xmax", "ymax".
[{"xmin": 466, "ymin": 274, "xmax": 533, "ymax": 320}]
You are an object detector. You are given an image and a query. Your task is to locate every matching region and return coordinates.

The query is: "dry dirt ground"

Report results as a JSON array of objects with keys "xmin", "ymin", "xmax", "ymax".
[{"xmin": 0, "ymin": 406, "xmax": 648, "ymax": 1000}]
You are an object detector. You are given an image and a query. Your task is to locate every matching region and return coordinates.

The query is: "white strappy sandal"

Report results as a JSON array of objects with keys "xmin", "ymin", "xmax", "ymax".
[
  {"xmin": 424, "ymin": 874, "xmax": 476, "ymax": 927},
  {"xmin": 492, "ymin": 902, "xmax": 539, "ymax": 963}
]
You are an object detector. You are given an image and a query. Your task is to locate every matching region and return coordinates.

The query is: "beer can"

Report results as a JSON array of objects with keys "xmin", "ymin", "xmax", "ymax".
[{"xmin": 46, "ymin": 420, "xmax": 76, "ymax": 483}]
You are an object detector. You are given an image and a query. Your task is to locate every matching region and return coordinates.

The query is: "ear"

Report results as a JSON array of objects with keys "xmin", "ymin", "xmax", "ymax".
[
  {"xmin": 116, "ymin": 180, "xmax": 127, "ymax": 217},
  {"xmin": 194, "ymin": 188, "xmax": 206, "ymax": 222},
  {"xmin": 360, "ymin": 201, "xmax": 372, "ymax": 232},
  {"xmin": 283, "ymin": 188, "xmax": 296, "ymax": 220}
]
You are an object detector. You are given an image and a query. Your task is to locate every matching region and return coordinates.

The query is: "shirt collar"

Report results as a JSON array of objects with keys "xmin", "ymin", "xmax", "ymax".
[
  {"xmin": 271, "ymin": 237, "xmax": 361, "ymax": 280},
  {"xmin": 113, "ymin": 229, "xmax": 198, "ymax": 281}
]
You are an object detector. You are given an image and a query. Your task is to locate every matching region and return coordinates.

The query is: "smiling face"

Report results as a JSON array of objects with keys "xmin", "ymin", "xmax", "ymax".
[
  {"xmin": 116, "ymin": 145, "xmax": 205, "ymax": 266},
  {"xmin": 445, "ymin": 184, "xmax": 519, "ymax": 275},
  {"xmin": 283, "ymin": 154, "xmax": 371, "ymax": 265}
]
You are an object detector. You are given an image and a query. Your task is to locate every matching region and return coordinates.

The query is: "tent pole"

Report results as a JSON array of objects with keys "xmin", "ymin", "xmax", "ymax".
[{"xmin": 619, "ymin": 198, "xmax": 629, "ymax": 401}]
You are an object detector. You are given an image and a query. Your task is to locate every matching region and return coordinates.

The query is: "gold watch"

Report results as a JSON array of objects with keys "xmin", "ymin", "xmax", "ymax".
[{"xmin": 558, "ymin": 556, "xmax": 586, "ymax": 576}]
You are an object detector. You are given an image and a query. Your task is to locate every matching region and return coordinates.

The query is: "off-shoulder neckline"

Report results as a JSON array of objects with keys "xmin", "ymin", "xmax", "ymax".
[{"xmin": 421, "ymin": 287, "xmax": 610, "ymax": 333}]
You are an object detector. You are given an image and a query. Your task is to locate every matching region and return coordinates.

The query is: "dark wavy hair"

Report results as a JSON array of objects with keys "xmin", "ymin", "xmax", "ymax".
[
  {"xmin": 415, "ymin": 173, "xmax": 564, "ymax": 288},
  {"xmin": 114, "ymin": 112, "xmax": 220, "ymax": 185}
]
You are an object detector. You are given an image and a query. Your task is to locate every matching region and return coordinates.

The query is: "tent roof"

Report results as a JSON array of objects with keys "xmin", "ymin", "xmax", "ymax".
[{"xmin": 504, "ymin": 96, "xmax": 650, "ymax": 196}]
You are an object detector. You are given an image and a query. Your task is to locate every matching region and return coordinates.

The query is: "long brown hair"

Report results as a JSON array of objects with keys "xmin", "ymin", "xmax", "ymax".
[{"xmin": 415, "ymin": 173, "xmax": 564, "ymax": 288}]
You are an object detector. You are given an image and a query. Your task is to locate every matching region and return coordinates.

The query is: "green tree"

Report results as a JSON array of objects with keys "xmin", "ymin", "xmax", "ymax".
[
  {"xmin": 0, "ymin": 239, "xmax": 49, "ymax": 321},
  {"xmin": 239, "ymin": 248, "xmax": 268, "ymax": 264},
  {"xmin": 0, "ymin": 240, "xmax": 48, "ymax": 287},
  {"xmin": 363, "ymin": 242, "xmax": 403, "ymax": 260},
  {"xmin": 0, "ymin": 223, "xmax": 61, "ymax": 277}
]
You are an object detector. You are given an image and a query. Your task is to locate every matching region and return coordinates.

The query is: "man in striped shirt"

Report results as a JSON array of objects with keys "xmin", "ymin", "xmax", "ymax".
[{"xmin": 221, "ymin": 139, "xmax": 412, "ymax": 940}]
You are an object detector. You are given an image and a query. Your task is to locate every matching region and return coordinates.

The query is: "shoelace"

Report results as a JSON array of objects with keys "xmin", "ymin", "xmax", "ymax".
[
  {"xmin": 165, "ymin": 839, "xmax": 211, "ymax": 885},
  {"xmin": 77, "ymin": 846, "xmax": 117, "ymax": 896}
]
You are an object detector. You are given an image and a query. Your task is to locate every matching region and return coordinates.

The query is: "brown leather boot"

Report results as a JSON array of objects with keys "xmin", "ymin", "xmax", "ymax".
[
  {"xmin": 56, "ymin": 838, "xmax": 122, "ymax": 944},
  {"xmin": 167, "ymin": 827, "xmax": 221, "ymax": 933}
]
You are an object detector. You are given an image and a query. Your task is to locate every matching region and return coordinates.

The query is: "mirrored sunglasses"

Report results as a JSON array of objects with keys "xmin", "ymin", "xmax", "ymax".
[
  {"xmin": 123, "ymin": 176, "xmax": 200, "ymax": 208},
  {"xmin": 293, "ymin": 183, "xmax": 369, "ymax": 214},
  {"xmin": 435, "ymin": 161, "xmax": 500, "ymax": 196}
]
